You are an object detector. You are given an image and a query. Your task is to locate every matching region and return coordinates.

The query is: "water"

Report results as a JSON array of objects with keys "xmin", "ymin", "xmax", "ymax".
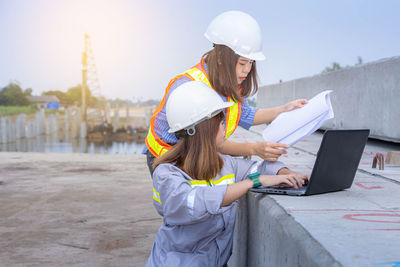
[{"xmin": 0, "ymin": 134, "xmax": 144, "ymax": 154}]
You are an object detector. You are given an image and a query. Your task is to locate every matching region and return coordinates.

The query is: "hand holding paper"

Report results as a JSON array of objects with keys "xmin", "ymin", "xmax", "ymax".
[
  {"xmin": 283, "ymin": 98, "xmax": 308, "ymax": 112},
  {"xmin": 262, "ymin": 90, "xmax": 334, "ymax": 146}
]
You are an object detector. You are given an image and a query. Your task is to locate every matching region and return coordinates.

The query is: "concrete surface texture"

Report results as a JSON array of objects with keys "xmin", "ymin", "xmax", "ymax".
[
  {"xmin": 257, "ymin": 56, "xmax": 400, "ymax": 143},
  {"xmin": 0, "ymin": 153, "xmax": 161, "ymax": 266},
  {"xmin": 228, "ymin": 126, "xmax": 400, "ymax": 267}
]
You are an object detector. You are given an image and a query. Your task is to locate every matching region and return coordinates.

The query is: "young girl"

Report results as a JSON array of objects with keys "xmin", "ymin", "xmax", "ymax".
[
  {"xmin": 143, "ymin": 10, "xmax": 307, "ymax": 175},
  {"xmin": 146, "ymin": 81, "xmax": 308, "ymax": 267}
]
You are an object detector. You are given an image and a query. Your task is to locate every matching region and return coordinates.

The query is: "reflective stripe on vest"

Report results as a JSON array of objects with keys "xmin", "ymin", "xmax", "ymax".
[
  {"xmin": 225, "ymin": 96, "xmax": 241, "ymax": 138},
  {"xmin": 145, "ymin": 59, "xmax": 241, "ymax": 157},
  {"xmin": 152, "ymin": 173, "xmax": 236, "ymax": 205},
  {"xmin": 183, "ymin": 63, "xmax": 241, "ymax": 139},
  {"xmin": 153, "ymin": 187, "xmax": 161, "ymax": 204}
]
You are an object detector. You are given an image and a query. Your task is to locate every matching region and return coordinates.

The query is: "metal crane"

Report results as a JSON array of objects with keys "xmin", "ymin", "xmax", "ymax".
[{"xmin": 81, "ymin": 33, "xmax": 102, "ymax": 123}]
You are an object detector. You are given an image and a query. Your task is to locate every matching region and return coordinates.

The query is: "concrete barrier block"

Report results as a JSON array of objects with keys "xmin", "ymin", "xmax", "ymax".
[
  {"xmin": 113, "ymin": 105, "xmax": 120, "ymax": 132},
  {"xmin": 258, "ymin": 56, "xmax": 400, "ymax": 143},
  {"xmin": 20, "ymin": 114, "xmax": 26, "ymax": 138},
  {"xmin": 35, "ymin": 111, "xmax": 45, "ymax": 136},
  {"xmin": 80, "ymin": 122, "xmax": 86, "ymax": 138},
  {"xmin": 16, "ymin": 115, "xmax": 22, "ymax": 139},
  {"xmin": 70, "ymin": 109, "xmax": 81, "ymax": 139},
  {"xmin": 46, "ymin": 115, "xmax": 53, "ymax": 135},
  {"xmin": 25, "ymin": 120, "xmax": 34, "ymax": 138},
  {"xmin": 1, "ymin": 117, "xmax": 7, "ymax": 144},
  {"xmin": 64, "ymin": 109, "xmax": 70, "ymax": 140},
  {"xmin": 105, "ymin": 103, "xmax": 111, "ymax": 124},
  {"xmin": 7, "ymin": 118, "xmax": 15, "ymax": 143},
  {"xmin": 55, "ymin": 113, "xmax": 59, "ymax": 133}
]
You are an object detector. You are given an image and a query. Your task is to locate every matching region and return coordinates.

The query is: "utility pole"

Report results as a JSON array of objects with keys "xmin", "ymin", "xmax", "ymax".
[
  {"xmin": 81, "ymin": 33, "xmax": 102, "ymax": 125},
  {"xmin": 81, "ymin": 34, "xmax": 88, "ymax": 122}
]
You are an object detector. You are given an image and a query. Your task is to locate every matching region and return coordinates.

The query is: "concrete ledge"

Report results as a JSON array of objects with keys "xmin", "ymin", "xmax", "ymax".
[{"xmin": 245, "ymin": 193, "xmax": 341, "ymax": 267}]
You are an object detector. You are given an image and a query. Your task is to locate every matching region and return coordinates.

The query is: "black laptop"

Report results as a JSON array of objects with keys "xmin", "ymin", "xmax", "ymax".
[{"xmin": 250, "ymin": 129, "xmax": 370, "ymax": 196}]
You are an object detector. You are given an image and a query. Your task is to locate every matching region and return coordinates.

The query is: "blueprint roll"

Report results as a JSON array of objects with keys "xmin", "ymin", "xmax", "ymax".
[{"xmin": 262, "ymin": 90, "xmax": 334, "ymax": 146}]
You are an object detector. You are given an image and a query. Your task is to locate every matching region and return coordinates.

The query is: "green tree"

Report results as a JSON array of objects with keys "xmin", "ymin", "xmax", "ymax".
[
  {"xmin": 323, "ymin": 57, "xmax": 363, "ymax": 73},
  {"xmin": 322, "ymin": 62, "xmax": 343, "ymax": 73},
  {"xmin": 0, "ymin": 82, "xmax": 32, "ymax": 106},
  {"xmin": 42, "ymin": 90, "xmax": 69, "ymax": 106},
  {"xmin": 65, "ymin": 85, "xmax": 98, "ymax": 107}
]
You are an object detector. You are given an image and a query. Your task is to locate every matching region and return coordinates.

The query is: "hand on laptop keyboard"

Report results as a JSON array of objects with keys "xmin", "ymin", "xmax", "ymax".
[{"xmin": 260, "ymin": 173, "xmax": 308, "ymax": 189}]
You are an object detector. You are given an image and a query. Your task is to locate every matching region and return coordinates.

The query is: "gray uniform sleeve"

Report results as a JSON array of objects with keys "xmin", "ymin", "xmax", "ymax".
[
  {"xmin": 154, "ymin": 166, "xmax": 229, "ymax": 226},
  {"xmin": 222, "ymin": 155, "xmax": 287, "ymax": 182},
  {"xmin": 257, "ymin": 160, "xmax": 287, "ymax": 175}
]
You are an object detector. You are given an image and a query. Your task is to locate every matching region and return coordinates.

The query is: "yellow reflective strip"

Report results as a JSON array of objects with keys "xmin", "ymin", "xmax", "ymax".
[
  {"xmin": 213, "ymin": 174, "xmax": 234, "ymax": 184},
  {"xmin": 153, "ymin": 187, "xmax": 160, "ymax": 197},
  {"xmin": 146, "ymin": 126, "xmax": 168, "ymax": 156},
  {"xmin": 184, "ymin": 68, "xmax": 211, "ymax": 87},
  {"xmin": 185, "ymin": 66, "xmax": 240, "ymax": 139},
  {"xmin": 153, "ymin": 188, "xmax": 162, "ymax": 204},
  {"xmin": 153, "ymin": 195, "xmax": 162, "ymax": 204},
  {"xmin": 212, "ymin": 174, "xmax": 235, "ymax": 185},
  {"xmin": 226, "ymin": 101, "xmax": 239, "ymax": 138},
  {"xmin": 214, "ymin": 178, "xmax": 235, "ymax": 185},
  {"xmin": 188, "ymin": 174, "xmax": 236, "ymax": 187},
  {"xmin": 189, "ymin": 180, "xmax": 209, "ymax": 187}
]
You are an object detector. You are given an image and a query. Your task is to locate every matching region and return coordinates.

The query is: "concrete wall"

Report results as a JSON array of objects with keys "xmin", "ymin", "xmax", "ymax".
[
  {"xmin": 257, "ymin": 56, "xmax": 400, "ymax": 143},
  {"xmin": 229, "ymin": 195, "xmax": 341, "ymax": 267}
]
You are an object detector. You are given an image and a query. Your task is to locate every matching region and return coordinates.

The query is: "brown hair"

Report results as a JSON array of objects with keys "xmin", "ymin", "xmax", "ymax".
[
  {"xmin": 153, "ymin": 112, "xmax": 224, "ymax": 181},
  {"xmin": 203, "ymin": 45, "xmax": 259, "ymax": 102}
]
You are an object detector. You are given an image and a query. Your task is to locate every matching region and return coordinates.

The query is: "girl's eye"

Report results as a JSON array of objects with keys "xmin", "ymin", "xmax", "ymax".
[{"xmin": 239, "ymin": 61, "xmax": 253, "ymax": 66}]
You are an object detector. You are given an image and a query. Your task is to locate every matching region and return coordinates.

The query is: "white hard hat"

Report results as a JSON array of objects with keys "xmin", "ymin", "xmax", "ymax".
[
  {"xmin": 167, "ymin": 81, "xmax": 233, "ymax": 135},
  {"xmin": 204, "ymin": 10, "xmax": 265, "ymax": 61}
]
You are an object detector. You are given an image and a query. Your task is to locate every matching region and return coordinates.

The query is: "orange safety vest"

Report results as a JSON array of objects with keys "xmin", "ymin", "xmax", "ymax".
[{"xmin": 145, "ymin": 58, "xmax": 242, "ymax": 157}]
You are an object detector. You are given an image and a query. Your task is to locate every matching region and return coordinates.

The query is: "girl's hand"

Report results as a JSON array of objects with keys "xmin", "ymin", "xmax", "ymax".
[
  {"xmin": 252, "ymin": 142, "xmax": 289, "ymax": 161},
  {"xmin": 283, "ymin": 99, "xmax": 308, "ymax": 112},
  {"xmin": 260, "ymin": 173, "xmax": 308, "ymax": 189}
]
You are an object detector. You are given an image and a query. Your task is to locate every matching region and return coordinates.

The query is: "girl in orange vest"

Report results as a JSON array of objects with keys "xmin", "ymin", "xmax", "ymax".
[{"xmin": 143, "ymin": 11, "xmax": 307, "ymax": 175}]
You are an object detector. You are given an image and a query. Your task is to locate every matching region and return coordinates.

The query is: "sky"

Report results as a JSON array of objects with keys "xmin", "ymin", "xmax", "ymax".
[{"xmin": 1, "ymin": 0, "xmax": 400, "ymax": 101}]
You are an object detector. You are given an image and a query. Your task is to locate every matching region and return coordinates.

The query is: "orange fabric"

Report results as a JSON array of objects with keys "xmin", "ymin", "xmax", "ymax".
[
  {"xmin": 146, "ymin": 74, "xmax": 189, "ymax": 157},
  {"xmin": 145, "ymin": 59, "xmax": 242, "ymax": 157}
]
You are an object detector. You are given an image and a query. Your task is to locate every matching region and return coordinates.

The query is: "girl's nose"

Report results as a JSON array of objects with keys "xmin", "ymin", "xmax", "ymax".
[{"xmin": 244, "ymin": 62, "xmax": 252, "ymax": 73}]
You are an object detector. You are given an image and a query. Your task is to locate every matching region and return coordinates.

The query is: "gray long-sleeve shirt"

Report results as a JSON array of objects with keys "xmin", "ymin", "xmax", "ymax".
[{"xmin": 146, "ymin": 154, "xmax": 286, "ymax": 267}]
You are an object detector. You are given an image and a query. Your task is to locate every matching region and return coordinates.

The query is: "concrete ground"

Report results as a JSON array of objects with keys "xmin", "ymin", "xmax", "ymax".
[
  {"xmin": 1, "ymin": 126, "xmax": 399, "ymax": 266},
  {"xmin": 0, "ymin": 153, "xmax": 161, "ymax": 267}
]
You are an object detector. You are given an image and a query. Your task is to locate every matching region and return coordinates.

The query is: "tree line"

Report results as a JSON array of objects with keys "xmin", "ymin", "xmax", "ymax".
[
  {"xmin": 0, "ymin": 82, "xmax": 100, "ymax": 107},
  {"xmin": 322, "ymin": 56, "xmax": 363, "ymax": 73},
  {"xmin": 2, "ymin": 56, "xmax": 364, "ymax": 108}
]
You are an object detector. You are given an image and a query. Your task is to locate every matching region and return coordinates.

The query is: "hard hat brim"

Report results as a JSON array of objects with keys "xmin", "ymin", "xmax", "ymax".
[{"xmin": 237, "ymin": 51, "xmax": 266, "ymax": 61}]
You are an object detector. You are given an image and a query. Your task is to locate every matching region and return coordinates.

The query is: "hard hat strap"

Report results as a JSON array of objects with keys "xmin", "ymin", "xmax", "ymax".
[
  {"xmin": 186, "ymin": 127, "xmax": 196, "ymax": 136},
  {"xmin": 174, "ymin": 131, "xmax": 187, "ymax": 139},
  {"xmin": 174, "ymin": 126, "xmax": 196, "ymax": 139}
]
